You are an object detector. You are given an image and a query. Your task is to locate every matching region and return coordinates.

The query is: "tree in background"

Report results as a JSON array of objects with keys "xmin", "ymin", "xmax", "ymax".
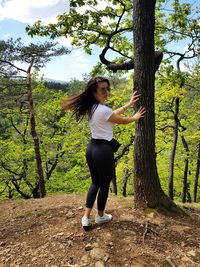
[
  {"xmin": 155, "ymin": 60, "xmax": 199, "ymax": 203},
  {"xmin": 0, "ymin": 38, "xmax": 69, "ymax": 198}
]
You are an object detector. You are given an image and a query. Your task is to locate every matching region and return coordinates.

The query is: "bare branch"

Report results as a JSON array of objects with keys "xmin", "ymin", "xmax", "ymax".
[
  {"xmin": 157, "ymin": 125, "xmax": 175, "ymax": 131},
  {"xmin": 1, "ymin": 161, "xmax": 21, "ymax": 176},
  {"xmin": 0, "ymin": 59, "xmax": 26, "ymax": 73}
]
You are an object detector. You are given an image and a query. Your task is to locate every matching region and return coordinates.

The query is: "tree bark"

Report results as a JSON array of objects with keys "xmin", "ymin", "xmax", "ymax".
[
  {"xmin": 112, "ymin": 174, "xmax": 117, "ymax": 195},
  {"xmin": 168, "ymin": 97, "xmax": 179, "ymax": 200},
  {"xmin": 122, "ymin": 168, "xmax": 130, "ymax": 197},
  {"xmin": 112, "ymin": 137, "xmax": 134, "ymax": 195},
  {"xmin": 133, "ymin": 0, "xmax": 175, "ymax": 210},
  {"xmin": 181, "ymin": 135, "xmax": 189, "ymax": 203},
  {"xmin": 193, "ymin": 142, "xmax": 200, "ymax": 202},
  {"xmin": 27, "ymin": 72, "xmax": 46, "ymax": 198}
]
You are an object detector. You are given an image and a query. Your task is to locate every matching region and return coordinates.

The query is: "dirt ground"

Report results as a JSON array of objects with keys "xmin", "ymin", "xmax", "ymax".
[{"xmin": 0, "ymin": 193, "xmax": 200, "ymax": 267}]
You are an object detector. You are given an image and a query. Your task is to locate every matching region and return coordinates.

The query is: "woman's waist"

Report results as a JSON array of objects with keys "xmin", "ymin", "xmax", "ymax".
[
  {"xmin": 90, "ymin": 138, "xmax": 111, "ymax": 144},
  {"xmin": 90, "ymin": 138, "xmax": 121, "ymax": 153}
]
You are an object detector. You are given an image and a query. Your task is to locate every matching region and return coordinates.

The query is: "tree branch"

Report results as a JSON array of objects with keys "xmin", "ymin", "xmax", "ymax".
[
  {"xmin": 0, "ymin": 59, "xmax": 26, "ymax": 73},
  {"xmin": 1, "ymin": 161, "xmax": 21, "ymax": 176},
  {"xmin": 100, "ymin": 46, "xmax": 163, "ymax": 72},
  {"xmin": 157, "ymin": 125, "xmax": 175, "ymax": 131},
  {"xmin": 115, "ymin": 135, "xmax": 134, "ymax": 164}
]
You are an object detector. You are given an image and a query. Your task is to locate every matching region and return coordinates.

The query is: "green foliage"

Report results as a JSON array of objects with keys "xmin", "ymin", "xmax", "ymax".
[
  {"xmin": 1, "ymin": 1, "xmax": 200, "ymax": 201},
  {"xmin": 0, "ymin": 69, "xmax": 199, "ymax": 201},
  {"xmin": 26, "ymin": 0, "xmax": 199, "ymax": 71},
  {"xmin": 155, "ymin": 65, "xmax": 200, "ymax": 200},
  {"xmin": 44, "ymin": 80, "xmax": 69, "ymax": 91}
]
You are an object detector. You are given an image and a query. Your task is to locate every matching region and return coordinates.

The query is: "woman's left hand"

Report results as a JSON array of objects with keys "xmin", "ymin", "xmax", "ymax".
[{"xmin": 128, "ymin": 91, "xmax": 140, "ymax": 106}]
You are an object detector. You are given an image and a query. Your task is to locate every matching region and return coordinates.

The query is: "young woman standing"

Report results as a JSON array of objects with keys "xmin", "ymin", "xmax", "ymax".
[{"xmin": 62, "ymin": 77, "xmax": 145, "ymax": 230}]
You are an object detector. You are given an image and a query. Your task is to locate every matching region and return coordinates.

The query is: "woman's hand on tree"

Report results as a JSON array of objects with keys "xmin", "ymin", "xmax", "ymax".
[
  {"xmin": 133, "ymin": 107, "xmax": 146, "ymax": 121},
  {"xmin": 128, "ymin": 91, "xmax": 140, "ymax": 106}
]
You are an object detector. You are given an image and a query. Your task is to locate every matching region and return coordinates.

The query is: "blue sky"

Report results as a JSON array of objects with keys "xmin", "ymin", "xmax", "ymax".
[
  {"xmin": 0, "ymin": 0, "xmax": 102, "ymax": 82},
  {"xmin": 0, "ymin": 0, "xmax": 198, "ymax": 82}
]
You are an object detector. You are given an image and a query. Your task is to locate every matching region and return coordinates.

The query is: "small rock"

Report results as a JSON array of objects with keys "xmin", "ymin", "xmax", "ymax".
[
  {"xmin": 181, "ymin": 242, "xmax": 185, "ymax": 247},
  {"xmin": 85, "ymin": 243, "xmax": 93, "ymax": 251},
  {"xmin": 147, "ymin": 212, "xmax": 155, "ymax": 219},
  {"xmin": 90, "ymin": 248, "xmax": 108, "ymax": 261},
  {"xmin": 93, "ymin": 242, "xmax": 99, "ymax": 248},
  {"xmin": 81, "ymin": 254, "xmax": 89, "ymax": 263},
  {"xmin": 95, "ymin": 260, "xmax": 105, "ymax": 267},
  {"xmin": 104, "ymin": 253, "xmax": 110, "ymax": 262},
  {"xmin": 66, "ymin": 211, "xmax": 74, "ymax": 218},
  {"xmin": 181, "ymin": 256, "xmax": 191, "ymax": 262},
  {"xmin": 107, "ymin": 242, "xmax": 114, "ymax": 247},
  {"xmin": 187, "ymin": 250, "xmax": 196, "ymax": 257},
  {"xmin": 68, "ymin": 240, "xmax": 73, "ymax": 247},
  {"xmin": 31, "ymin": 257, "xmax": 37, "ymax": 262}
]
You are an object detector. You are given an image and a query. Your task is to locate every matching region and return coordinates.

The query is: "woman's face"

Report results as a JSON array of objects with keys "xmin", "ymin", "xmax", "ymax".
[{"xmin": 93, "ymin": 82, "xmax": 110, "ymax": 104}]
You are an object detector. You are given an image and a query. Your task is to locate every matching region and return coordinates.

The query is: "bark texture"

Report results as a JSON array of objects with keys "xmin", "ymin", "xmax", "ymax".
[
  {"xmin": 168, "ymin": 97, "xmax": 180, "ymax": 200},
  {"xmin": 181, "ymin": 135, "xmax": 189, "ymax": 203},
  {"xmin": 27, "ymin": 72, "xmax": 46, "ymax": 198},
  {"xmin": 193, "ymin": 142, "xmax": 200, "ymax": 202},
  {"xmin": 133, "ymin": 0, "xmax": 174, "ymax": 209}
]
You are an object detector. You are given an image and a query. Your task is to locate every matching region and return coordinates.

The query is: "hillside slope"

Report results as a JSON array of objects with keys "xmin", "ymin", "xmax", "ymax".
[{"xmin": 0, "ymin": 194, "xmax": 200, "ymax": 267}]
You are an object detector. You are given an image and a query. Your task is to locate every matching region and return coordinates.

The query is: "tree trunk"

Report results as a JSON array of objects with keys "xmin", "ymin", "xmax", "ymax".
[
  {"xmin": 168, "ymin": 97, "xmax": 179, "ymax": 200},
  {"xmin": 27, "ymin": 72, "xmax": 46, "ymax": 198},
  {"xmin": 181, "ymin": 135, "xmax": 189, "ymax": 203},
  {"xmin": 112, "ymin": 174, "xmax": 117, "ymax": 195},
  {"xmin": 122, "ymin": 168, "xmax": 130, "ymax": 197},
  {"xmin": 133, "ymin": 0, "xmax": 175, "ymax": 210},
  {"xmin": 193, "ymin": 142, "xmax": 200, "ymax": 202}
]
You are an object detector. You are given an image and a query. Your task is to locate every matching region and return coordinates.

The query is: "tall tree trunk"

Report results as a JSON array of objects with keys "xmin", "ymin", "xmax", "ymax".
[
  {"xmin": 193, "ymin": 142, "xmax": 200, "ymax": 202},
  {"xmin": 181, "ymin": 135, "xmax": 189, "ymax": 203},
  {"xmin": 168, "ymin": 97, "xmax": 180, "ymax": 200},
  {"xmin": 27, "ymin": 72, "xmax": 46, "ymax": 198},
  {"xmin": 133, "ymin": 0, "xmax": 174, "ymax": 209}
]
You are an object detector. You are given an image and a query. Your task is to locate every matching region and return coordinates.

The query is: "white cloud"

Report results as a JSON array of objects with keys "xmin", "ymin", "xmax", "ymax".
[
  {"xmin": 78, "ymin": 0, "xmax": 116, "ymax": 14},
  {"xmin": 69, "ymin": 49, "xmax": 92, "ymax": 68},
  {"xmin": 0, "ymin": 0, "xmax": 70, "ymax": 23},
  {"xmin": 56, "ymin": 36, "xmax": 73, "ymax": 48},
  {"xmin": 3, "ymin": 33, "xmax": 10, "ymax": 39},
  {"xmin": 78, "ymin": 0, "xmax": 118, "ymax": 25}
]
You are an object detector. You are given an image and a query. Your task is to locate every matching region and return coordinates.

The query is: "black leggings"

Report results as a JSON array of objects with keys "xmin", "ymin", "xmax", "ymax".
[{"xmin": 85, "ymin": 139, "xmax": 115, "ymax": 211}]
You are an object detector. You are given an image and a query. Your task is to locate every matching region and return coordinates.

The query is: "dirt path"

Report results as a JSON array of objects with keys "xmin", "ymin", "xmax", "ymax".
[{"xmin": 0, "ymin": 194, "xmax": 200, "ymax": 267}]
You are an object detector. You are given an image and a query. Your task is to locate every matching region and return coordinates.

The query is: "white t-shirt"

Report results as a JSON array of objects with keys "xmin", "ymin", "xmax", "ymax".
[{"xmin": 89, "ymin": 104, "xmax": 114, "ymax": 141}]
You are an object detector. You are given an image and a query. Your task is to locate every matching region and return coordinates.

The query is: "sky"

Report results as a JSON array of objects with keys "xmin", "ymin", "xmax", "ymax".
[
  {"xmin": 0, "ymin": 0, "xmax": 103, "ymax": 82},
  {"xmin": 0, "ymin": 0, "xmax": 198, "ymax": 82}
]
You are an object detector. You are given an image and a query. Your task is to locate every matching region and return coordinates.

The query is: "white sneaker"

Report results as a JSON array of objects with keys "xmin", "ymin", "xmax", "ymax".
[
  {"xmin": 95, "ymin": 213, "xmax": 112, "ymax": 224},
  {"xmin": 81, "ymin": 216, "xmax": 92, "ymax": 231}
]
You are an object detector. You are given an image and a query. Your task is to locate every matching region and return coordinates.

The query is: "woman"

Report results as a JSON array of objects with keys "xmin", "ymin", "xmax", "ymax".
[{"xmin": 62, "ymin": 77, "xmax": 145, "ymax": 230}]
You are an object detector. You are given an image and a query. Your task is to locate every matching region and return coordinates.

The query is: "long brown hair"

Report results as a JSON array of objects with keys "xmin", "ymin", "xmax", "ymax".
[{"xmin": 61, "ymin": 76, "xmax": 110, "ymax": 121}]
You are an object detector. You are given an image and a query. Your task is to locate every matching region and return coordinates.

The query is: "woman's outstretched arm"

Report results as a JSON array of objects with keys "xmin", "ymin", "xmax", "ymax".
[
  {"xmin": 113, "ymin": 91, "xmax": 140, "ymax": 115},
  {"xmin": 108, "ymin": 107, "xmax": 146, "ymax": 125}
]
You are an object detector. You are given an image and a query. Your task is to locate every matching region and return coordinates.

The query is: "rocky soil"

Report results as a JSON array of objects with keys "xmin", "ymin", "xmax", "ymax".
[{"xmin": 0, "ymin": 194, "xmax": 200, "ymax": 267}]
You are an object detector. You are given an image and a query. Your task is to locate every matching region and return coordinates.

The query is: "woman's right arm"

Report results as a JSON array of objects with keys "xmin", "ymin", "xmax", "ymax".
[
  {"xmin": 113, "ymin": 91, "xmax": 140, "ymax": 115},
  {"xmin": 108, "ymin": 107, "xmax": 146, "ymax": 124}
]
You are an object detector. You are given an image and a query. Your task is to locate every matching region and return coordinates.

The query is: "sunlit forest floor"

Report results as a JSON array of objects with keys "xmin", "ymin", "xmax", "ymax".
[{"xmin": 0, "ymin": 194, "xmax": 200, "ymax": 267}]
